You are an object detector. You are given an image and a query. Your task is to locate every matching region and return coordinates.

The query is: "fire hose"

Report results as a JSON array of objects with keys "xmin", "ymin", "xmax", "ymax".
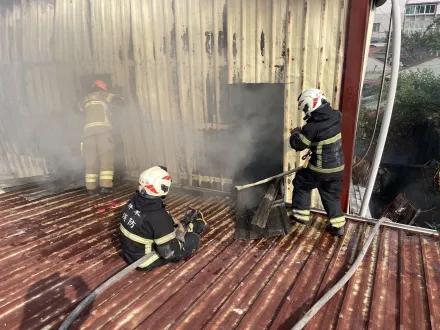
[
  {"xmin": 290, "ymin": 217, "xmax": 386, "ymax": 330},
  {"xmin": 58, "ymin": 252, "xmax": 155, "ymax": 330},
  {"xmin": 59, "ymin": 207, "xmax": 203, "ymax": 329}
]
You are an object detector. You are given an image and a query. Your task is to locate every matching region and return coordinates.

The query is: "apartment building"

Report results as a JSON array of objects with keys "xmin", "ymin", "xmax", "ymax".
[{"xmin": 404, "ymin": 0, "xmax": 440, "ymax": 33}]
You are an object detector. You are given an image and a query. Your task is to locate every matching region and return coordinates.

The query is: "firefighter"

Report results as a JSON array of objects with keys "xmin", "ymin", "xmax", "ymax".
[
  {"xmin": 120, "ymin": 166, "xmax": 208, "ymax": 270},
  {"xmin": 80, "ymin": 80, "xmax": 123, "ymax": 195},
  {"xmin": 289, "ymin": 89, "xmax": 346, "ymax": 236}
]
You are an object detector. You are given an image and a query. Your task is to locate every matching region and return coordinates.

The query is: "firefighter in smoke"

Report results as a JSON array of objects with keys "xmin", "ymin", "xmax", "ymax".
[
  {"xmin": 80, "ymin": 80, "xmax": 124, "ymax": 195},
  {"xmin": 289, "ymin": 89, "xmax": 346, "ymax": 236},
  {"xmin": 120, "ymin": 166, "xmax": 208, "ymax": 270}
]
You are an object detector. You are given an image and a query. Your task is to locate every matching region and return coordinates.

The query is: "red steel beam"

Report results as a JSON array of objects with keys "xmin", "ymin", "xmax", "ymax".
[{"xmin": 340, "ymin": 0, "xmax": 373, "ymax": 212}]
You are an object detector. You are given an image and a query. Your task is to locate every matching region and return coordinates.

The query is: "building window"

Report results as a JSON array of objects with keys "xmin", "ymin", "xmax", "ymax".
[
  {"xmin": 406, "ymin": 4, "xmax": 436, "ymax": 15},
  {"xmin": 406, "ymin": 5, "xmax": 416, "ymax": 15},
  {"xmin": 426, "ymin": 4, "xmax": 435, "ymax": 13},
  {"xmin": 373, "ymin": 23, "xmax": 380, "ymax": 32}
]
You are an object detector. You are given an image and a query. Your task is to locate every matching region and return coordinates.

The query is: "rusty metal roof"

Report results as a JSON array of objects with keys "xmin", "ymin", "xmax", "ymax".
[{"xmin": 0, "ymin": 185, "xmax": 439, "ymax": 330}]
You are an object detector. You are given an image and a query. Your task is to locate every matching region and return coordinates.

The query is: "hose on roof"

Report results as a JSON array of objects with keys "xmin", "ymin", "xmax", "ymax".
[
  {"xmin": 290, "ymin": 217, "xmax": 386, "ymax": 330},
  {"xmin": 58, "ymin": 252, "xmax": 155, "ymax": 330}
]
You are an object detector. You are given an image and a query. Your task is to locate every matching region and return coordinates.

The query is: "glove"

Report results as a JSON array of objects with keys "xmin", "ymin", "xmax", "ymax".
[
  {"xmin": 290, "ymin": 127, "xmax": 302, "ymax": 135},
  {"xmin": 187, "ymin": 211, "xmax": 208, "ymax": 235},
  {"xmin": 175, "ymin": 228, "xmax": 186, "ymax": 243}
]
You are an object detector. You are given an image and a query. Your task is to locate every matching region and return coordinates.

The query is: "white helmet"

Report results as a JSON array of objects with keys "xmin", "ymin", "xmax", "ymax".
[
  {"xmin": 138, "ymin": 166, "xmax": 172, "ymax": 197},
  {"xmin": 298, "ymin": 89, "xmax": 326, "ymax": 120}
]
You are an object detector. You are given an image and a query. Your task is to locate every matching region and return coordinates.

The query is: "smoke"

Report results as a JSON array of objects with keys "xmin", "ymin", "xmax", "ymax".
[
  {"xmin": 0, "ymin": 94, "xmax": 84, "ymax": 185},
  {"xmin": 0, "ymin": 2, "xmax": 287, "ymax": 193},
  {"xmin": 205, "ymin": 83, "xmax": 285, "ymax": 186},
  {"xmin": 0, "ymin": 76, "xmax": 285, "ymax": 191},
  {"xmin": 129, "ymin": 83, "xmax": 286, "ymax": 191}
]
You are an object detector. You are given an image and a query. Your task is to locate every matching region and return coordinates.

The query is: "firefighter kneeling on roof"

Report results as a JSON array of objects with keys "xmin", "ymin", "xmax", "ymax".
[
  {"xmin": 289, "ymin": 89, "xmax": 346, "ymax": 237},
  {"xmin": 120, "ymin": 166, "xmax": 208, "ymax": 270}
]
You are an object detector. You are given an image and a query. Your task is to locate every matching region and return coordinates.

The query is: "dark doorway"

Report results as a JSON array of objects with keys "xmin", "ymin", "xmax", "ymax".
[
  {"xmin": 226, "ymin": 83, "xmax": 285, "ymax": 185},
  {"xmin": 191, "ymin": 83, "xmax": 285, "ymax": 191}
]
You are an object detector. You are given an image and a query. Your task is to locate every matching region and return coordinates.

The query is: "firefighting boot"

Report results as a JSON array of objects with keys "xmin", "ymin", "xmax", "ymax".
[
  {"xmin": 326, "ymin": 223, "xmax": 345, "ymax": 237},
  {"xmin": 100, "ymin": 187, "xmax": 113, "ymax": 195},
  {"xmin": 290, "ymin": 209, "xmax": 311, "ymax": 225}
]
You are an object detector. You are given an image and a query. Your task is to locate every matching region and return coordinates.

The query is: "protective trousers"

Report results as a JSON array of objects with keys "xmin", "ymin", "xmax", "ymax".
[
  {"xmin": 141, "ymin": 232, "xmax": 200, "ymax": 271},
  {"xmin": 83, "ymin": 131, "xmax": 115, "ymax": 191},
  {"xmin": 292, "ymin": 168, "xmax": 345, "ymax": 229}
]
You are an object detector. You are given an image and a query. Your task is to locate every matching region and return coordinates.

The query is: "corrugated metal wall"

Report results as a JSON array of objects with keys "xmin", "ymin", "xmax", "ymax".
[
  {"xmin": 282, "ymin": 0, "xmax": 348, "ymax": 203},
  {"xmin": 0, "ymin": 0, "xmax": 349, "ymax": 197}
]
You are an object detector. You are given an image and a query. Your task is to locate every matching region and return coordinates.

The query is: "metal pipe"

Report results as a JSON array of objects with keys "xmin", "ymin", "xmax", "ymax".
[
  {"xmin": 360, "ymin": 0, "xmax": 401, "ymax": 217},
  {"xmin": 310, "ymin": 207, "xmax": 439, "ymax": 237},
  {"xmin": 281, "ymin": 200, "xmax": 438, "ymax": 236},
  {"xmin": 235, "ymin": 167, "xmax": 302, "ymax": 191}
]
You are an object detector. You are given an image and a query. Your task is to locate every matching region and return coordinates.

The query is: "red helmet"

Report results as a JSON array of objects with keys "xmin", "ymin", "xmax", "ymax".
[{"xmin": 93, "ymin": 80, "xmax": 108, "ymax": 91}]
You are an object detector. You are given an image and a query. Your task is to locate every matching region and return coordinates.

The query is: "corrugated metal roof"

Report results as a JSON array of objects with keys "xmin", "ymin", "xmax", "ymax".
[
  {"xmin": 0, "ymin": 186, "xmax": 438, "ymax": 330},
  {"xmin": 400, "ymin": 57, "xmax": 440, "ymax": 76}
]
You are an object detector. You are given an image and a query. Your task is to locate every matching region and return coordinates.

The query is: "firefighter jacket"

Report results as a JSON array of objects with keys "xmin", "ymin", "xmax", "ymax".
[
  {"xmin": 120, "ymin": 192, "xmax": 183, "ymax": 268},
  {"xmin": 81, "ymin": 91, "xmax": 123, "ymax": 137},
  {"xmin": 290, "ymin": 103, "xmax": 344, "ymax": 176}
]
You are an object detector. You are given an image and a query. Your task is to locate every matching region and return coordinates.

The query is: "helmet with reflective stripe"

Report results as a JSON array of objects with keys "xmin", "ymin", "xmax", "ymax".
[
  {"xmin": 93, "ymin": 80, "xmax": 108, "ymax": 91},
  {"xmin": 138, "ymin": 166, "xmax": 172, "ymax": 197},
  {"xmin": 297, "ymin": 89, "xmax": 326, "ymax": 120}
]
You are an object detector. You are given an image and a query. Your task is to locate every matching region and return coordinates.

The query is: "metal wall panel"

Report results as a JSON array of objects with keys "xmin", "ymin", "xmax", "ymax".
[
  {"xmin": 0, "ymin": 0, "xmax": 350, "ymax": 197},
  {"xmin": 283, "ymin": 0, "xmax": 348, "ymax": 205},
  {"xmin": 227, "ymin": 0, "xmax": 289, "ymax": 84}
]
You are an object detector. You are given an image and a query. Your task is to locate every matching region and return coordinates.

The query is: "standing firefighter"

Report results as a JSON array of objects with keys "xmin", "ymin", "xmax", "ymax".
[
  {"xmin": 120, "ymin": 166, "xmax": 208, "ymax": 270},
  {"xmin": 289, "ymin": 89, "xmax": 346, "ymax": 236},
  {"xmin": 80, "ymin": 80, "xmax": 123, "ymax": 195}
]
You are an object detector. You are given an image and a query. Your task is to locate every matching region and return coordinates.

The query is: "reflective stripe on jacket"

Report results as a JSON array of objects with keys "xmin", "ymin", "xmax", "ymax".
[
  {"xmin": 82, "ymin": 91, "xmax": 116, "ymax": 137},
  {"xmin": 120, "ymin": 193, "xmax": 182, "ymax": 268},
  {"xmin": 290, "ymin": 103, "xmax": 344, "ymax": 175}
]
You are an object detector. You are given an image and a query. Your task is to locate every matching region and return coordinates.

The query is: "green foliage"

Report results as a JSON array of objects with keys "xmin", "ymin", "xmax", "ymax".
[
  {"xmin": 400, "ymin": 18, "xmax": 440, "ymax": 65},
  {"xmin": 358, "ymin": 69, "xmax": 440, "ymax": 145},
  {"xmin": 393, "ymin": 70, "xmax": 440, "ymax": 113},
  {"xmin": 361, "ymin": 84, "xmax": 380, "ymax": 97},
  {"xmin": 359, "ymin": 20, "xmax": 440, "ymax": 146},
  {"xmin": 357, "ymin": 106, "xmax": 375, "ymax": 141}
]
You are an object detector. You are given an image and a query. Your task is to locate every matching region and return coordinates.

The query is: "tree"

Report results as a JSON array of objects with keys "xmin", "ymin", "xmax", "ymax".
[
  {"xmin": 357, "ymin": 69, "xmax": 440, "ymax": 146},
  {"xmin": 400, "ymin": 17, "xmax": 440, "ymax": 65}
]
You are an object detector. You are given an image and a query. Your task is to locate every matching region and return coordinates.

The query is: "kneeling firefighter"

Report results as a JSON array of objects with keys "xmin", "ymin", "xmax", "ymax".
[
  {"xmin": 80, "ymin": 80, "xmax": 124, "ymax": 195},
  {"xmin": 289, "ymin": 89, "xmax": 346, "ymax": 236},
  {"xmin": 120, "ymin": 166, "xmax": 208, "ymax": 270}
]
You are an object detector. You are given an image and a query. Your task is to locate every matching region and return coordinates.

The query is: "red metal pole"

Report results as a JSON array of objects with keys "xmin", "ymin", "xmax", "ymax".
[{"xmin": 339, "ymin": 0, "xmax": 373, "ymax": 212}]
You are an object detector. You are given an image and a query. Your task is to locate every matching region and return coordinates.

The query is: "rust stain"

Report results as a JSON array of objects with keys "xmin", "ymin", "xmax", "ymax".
[
  {"xmin": 0, "ymin": 187, "xmax": 438, "ymax": 330},
  {"xmin": 367, "ymin": 228, "xmax": 399, "ymax": 330}
]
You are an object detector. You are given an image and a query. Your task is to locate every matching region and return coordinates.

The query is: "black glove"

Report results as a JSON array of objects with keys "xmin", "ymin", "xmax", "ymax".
[
  {"xmin": 186, "ymin": 211, "xmax": 208, "ymax": 235},
  {"xmin": 290, "ymin": 127, "xmax": 302, "ymax": 135}
]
